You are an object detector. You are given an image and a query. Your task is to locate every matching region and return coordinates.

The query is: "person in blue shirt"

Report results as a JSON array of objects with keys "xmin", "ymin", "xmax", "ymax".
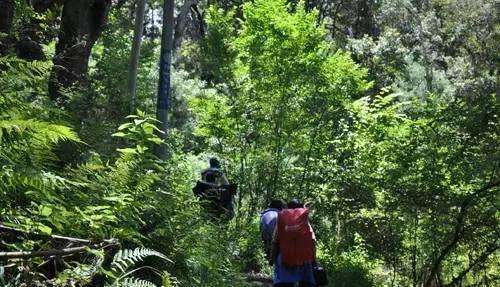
[{"xmin": 260, "ymin": 199, "xmax": 285, "ymax": 264}]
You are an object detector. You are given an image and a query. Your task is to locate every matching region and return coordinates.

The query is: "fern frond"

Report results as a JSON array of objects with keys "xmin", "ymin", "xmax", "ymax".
[
  {"xmin": 0, "ymin": 119, "xmax": 81, "ymax": 168},
  {"xmin": 118, "ymin": 278, "xmax": 158, "ymax": 287},
  {"xmin": 0, "ymin": 119, "xmax": 80, "ymax": 144},
  {"xmin": 111, "ymin": 248, "xmax": 171, "ymax": 273}
]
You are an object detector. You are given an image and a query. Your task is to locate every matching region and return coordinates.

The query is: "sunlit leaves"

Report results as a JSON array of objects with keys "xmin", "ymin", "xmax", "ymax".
[{"xmin": 112, "ymin": 110, "xmax": 164, "ymax": 155}]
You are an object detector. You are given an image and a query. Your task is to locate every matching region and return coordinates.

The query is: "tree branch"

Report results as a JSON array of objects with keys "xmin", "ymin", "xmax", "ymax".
[
  {"xmin": 443, "ymin": 242, "xmax": 498, "ymax": 287},
  {"xmin": 424, "ymin": 180, "xmax": 499, "ymax": 287},
  {"xmin": 0, "ymin": 241, "xmax": 117, "ymax": 260},
  {"xmin": 0, "ymin": 224, "xmax": 109, "ymax": 244}
]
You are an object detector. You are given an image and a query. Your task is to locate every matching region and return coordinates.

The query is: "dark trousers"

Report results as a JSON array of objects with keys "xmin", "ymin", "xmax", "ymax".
[{"xmin": 274, "ymin": 282, "xmax": 314, "ymax": 287}]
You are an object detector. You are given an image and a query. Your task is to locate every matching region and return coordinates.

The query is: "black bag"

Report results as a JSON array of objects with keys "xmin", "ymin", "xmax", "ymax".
[
  {"xmin": 314, "ymin": 264, "xmax": 328, "ymax": 286},
  {"xmin": 193, "ymin": 181, "xmax": 237, "ymax": 220}
]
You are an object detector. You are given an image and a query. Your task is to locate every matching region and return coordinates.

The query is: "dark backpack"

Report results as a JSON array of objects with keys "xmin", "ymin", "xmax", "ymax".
[
  {"xmin": 193, "ymin": 181, "xmax": 236, "ymax": 219},
  {"xmin": 314, "ymin": 264, "xmax": 328, "ymax": 286}
]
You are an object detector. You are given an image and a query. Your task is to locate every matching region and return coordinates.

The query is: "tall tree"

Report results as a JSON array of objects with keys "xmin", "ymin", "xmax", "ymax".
[
  {"xmin": 49, "ymin": 0, "xmax": 112, "ymax": 105},
  {"xmin": 128, "ymin": 0, "xmax": 147, "ymax": 113},
  {"xmin": 155, "ymin": 0, "xmax": 175, "ymax": 159},
  {"xmin": 0, "ymin": 0, "xmax": 14, "ymax": 56},
  {"xmin": 173, "ymin": 0, "xmax": 198, "ymax": 51}
]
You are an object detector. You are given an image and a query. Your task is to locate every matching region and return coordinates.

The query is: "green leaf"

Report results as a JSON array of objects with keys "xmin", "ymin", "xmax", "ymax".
[
  {"xmin": 117, "ymin": 148, "xmax": 137, "ymax": 154},
  {"xmin": 133, "ymin": 119, "xmax": 147, "ymax": 126},
  {"xmin": 117, "ymin": 123, "xmax": 133, "ymax": 131},
  {"xmin": 111, "ymin": 132, "xmax": 127, "ymax": 137},
  {"xmin": 147, "ymin": 137, "xmax": 164, "ymax": 145},
  {"xmin": 40, "ymin": 205, "xmax": 52, "ymax": 217},
  {"xmin": 37, "ymin": 224, "xmax": 52, "ymax": 235}
]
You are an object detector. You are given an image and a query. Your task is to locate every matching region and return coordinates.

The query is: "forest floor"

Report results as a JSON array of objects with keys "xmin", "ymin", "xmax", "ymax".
[{"xmin": 246, "ymin": 272, "xmax": 273, "ymax": 286}]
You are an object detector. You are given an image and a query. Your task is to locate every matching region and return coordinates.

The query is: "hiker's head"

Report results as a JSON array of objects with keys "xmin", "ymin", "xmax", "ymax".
[
  {"xmin": 209, "ymin": 157, "xmax": 221, "ymax": 169},
  {"xmin": 269, "ymin": 199, "xmax": 285, "ymax": 210},
  {"xmin": 287, "ymin": 198, "xmax": 304, "ymax": 209}
]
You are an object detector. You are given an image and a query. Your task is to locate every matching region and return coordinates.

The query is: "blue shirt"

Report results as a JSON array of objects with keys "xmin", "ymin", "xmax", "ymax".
[{"xmin": 260, "ymin": 208, "xmax": 280, "ymax": 250}]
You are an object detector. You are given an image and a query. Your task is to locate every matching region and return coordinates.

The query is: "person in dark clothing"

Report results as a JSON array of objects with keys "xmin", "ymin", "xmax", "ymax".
[
  {"xmin": 201, "ymin": 158, "xmax": 229, "ymax": 186},
  {"xmin": 193, "ymin": 158, "xmax": 235, "ymax": 220},
  {"xmin": 260, "ymin": 199, "xmax": 285, "ymax": 263}
]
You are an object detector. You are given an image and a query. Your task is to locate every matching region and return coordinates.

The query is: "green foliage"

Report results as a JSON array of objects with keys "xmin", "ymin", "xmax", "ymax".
[
  {"xmin": 111, "ymin": 248, "xmax": 171, "ymax": 273},
  {"xmin": 196, "ymin": 6, "xmax": 237, "ymax": 85},
  {"xmin": 188, "ymin": 1, "xmax": 498, "ymax": 286},
  {"xmin": 192, "ymin": 0, "xmax": 370, "ymax": 209},
  {"xmin": 327, "ymin": 237, "xmax": 376, "ymax": 287},
  {"xmin": 1, "ymin": 0, "xmax": 498, "ymax": 286},
  {"xmin": 106, "ymin": 247, "xmax": 175, "ymax": 287},
  {"xmin": 112, "ymin": 111, "xmax": 164, "ymax": 155}
]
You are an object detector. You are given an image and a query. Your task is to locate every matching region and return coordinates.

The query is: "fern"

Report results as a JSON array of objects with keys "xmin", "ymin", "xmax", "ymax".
[
  {"xmin": 0, "ymin": 119, "xmax": 80, "ymax": 144},
  {"xmin": 117, "ymin": 278, "xmax": 158, "ymax": 287},
  {"xmin": 0, "ymin": 119, "xmax": 81, "ymax": 168},
  {"xmin": 111, "ymin": 248, "xmax": 171, "ymax": 273}
]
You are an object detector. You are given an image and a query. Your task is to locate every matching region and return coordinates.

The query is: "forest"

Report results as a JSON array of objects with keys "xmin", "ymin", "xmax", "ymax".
[{"xmin": 0, "ymin": 0, "xmax": 498, "ymax": 286}]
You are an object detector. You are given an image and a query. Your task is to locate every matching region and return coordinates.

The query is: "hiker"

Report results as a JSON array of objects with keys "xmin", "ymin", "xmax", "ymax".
[
  {"xmin": 260, "ymin": 199, "xmax": 285, "ymax": 263},
  {"xmin": 201, "ymin": 158, "xmax": 229, "ymax": 186},
  {"xmin": 272, "ymin": 199, "xmax": 316, "ymax": 287},
  {"xmin": 193, "ymin": 158, "xmax": 236, "ymax": 220}
]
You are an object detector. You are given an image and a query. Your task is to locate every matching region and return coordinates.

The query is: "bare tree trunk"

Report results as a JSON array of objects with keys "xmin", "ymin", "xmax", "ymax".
[
  {"xmin": 191, "ymin": 4, "xmax": 205, "ymax": 37},
  {"xmin": 49, "ymin": 0, "xmax": 112, "ymax": 105},
  {"xmin": 155, "ymin": 0, "xmax": 175, "ymax": 159},
  {"xmin": 128, "ymin": 0, "xmax": 146, "ymax": 113},
  {"xmin": 412, "ymin": 212, "xmax": 419, "ymax": 287}
]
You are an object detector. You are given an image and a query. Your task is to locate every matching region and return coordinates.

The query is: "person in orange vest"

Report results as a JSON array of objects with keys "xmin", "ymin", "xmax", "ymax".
[{"xmin": 271, "ymin": 199, "xmax": 316, "ymax": 287}]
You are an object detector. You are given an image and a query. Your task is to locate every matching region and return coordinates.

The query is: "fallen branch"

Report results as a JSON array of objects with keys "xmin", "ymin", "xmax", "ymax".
[
  {"xmin": 0, "ymin": 224, "xmax": 112, "ymax": 244},
  {"xmin": 0, "ymin": 241, "xmax": 118, "ymax": 260},
  {"xmin": 0, "ymin": 224, "xmax": 119, "ymax": 260}
]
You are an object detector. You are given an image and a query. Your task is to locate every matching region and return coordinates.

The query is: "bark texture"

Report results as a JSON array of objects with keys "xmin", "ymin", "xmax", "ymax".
[
  {"xmin": 173, "ymin": 0, "xmax": 197, "ymax": 51},
  {"xmin": 49, "ymin": 0, "xmax": 112, "ymax": 104},
  {"xmin": 155, "ymin": 0, "xmax": 175, "ymax": 159},
  {"xmin": 0, "ymin": 0, "xmax": 14, "ymax": 56},
  {"xmin": 128, "ymin": 0, "xmax": 146, "ymax": 113}
]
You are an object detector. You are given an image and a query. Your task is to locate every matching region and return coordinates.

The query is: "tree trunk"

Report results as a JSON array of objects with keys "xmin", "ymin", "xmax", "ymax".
[
  {"xmin": 155, "ymin": 0, "xmax": 175, "ymax": 159},
  {"xmin": 0, "ymin": 0, "xmax": 14, "ymax": 56},
  {"xmin": 191, "ymin": 4, "xmax": 205, "ymax": 37},
  {"xmin": 49, "ymin": 0, "xmax": 112, "ymax": 105},
  {"xmin": 353, "ymin": 0, "xmax": 378, "ymax": 38},
  {"xmin": 173, "ymin": 0, "xmax": 197, "ymax": 51},
  {"xmin": 128, "ymin": 0, "xmax": 146, "ymax": 113}
]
